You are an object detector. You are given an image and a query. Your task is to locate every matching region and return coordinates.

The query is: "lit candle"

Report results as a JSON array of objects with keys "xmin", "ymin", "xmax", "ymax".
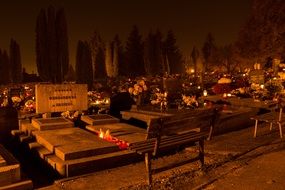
[
  {"xmin": 164, "ymin": 92, "xmax": 168, "ymax": 97},
  {"xmin": 203, "ymin": 90, "xmax": 208, "ymax": 97}
]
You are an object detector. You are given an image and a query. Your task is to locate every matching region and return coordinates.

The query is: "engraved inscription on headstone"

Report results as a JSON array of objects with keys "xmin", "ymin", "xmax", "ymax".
[{"xmin": 35, "ymin": 84, "xmax": 88, "ymax": 113}]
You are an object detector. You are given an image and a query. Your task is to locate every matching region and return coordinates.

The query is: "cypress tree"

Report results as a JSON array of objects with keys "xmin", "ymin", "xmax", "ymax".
[
  {"xmin": 202, "ymin": 33, "xmax": 217, "ymax": 72},
  {"xmin": 190, "ymin": 46, "xmax": 199, "ymax": 78},
  {"xmin": 0, "ymin": 49, "xmax": 11, "ymax": 84},
  {"xmin": 56, "ymin": 7, "xmax": 69, "ymax": 83},
  {"xmin": 75, "ymin": 41, "xmax": 93, "ymax": 90},
  {"xmin": 36, "ymin": 8, "xmax": 49, "ymax": 81},
  {"xmin": 112, "ymin": 42, "xmax": 119, "ymax": 78},
  {"xmin": 163, "ymin": 30, "xmax": 183, "ymax": 74},
  {"xmin": 105, "ymin": 43, "xmax": 113, "ymax": 77},
  {"xmin": 47, "ymin": 6, "xmax": 57, "ymax": 83},
  {"xmin": 90, "ymin": 32, "xmax": 105, "ymax": 80},
  {"xmin": 35, "ymin": 6, "xmax": 69, "ymax": 83},
  {"xmin": 94, "ymin": 46, "xmax": 107, "ymax": 79},
  {"xmin": 112, "ymin": 35, "xmax": 125, "ymax": 77},
  {"xmin": 144, "ymin": 30, "xmax": 164, "ymax": 76},
  {"xmin": 9, "ymin": 39, "xmax": 22, "ymax": 83},
  {"xmin": 125, "ymin": 25, "xmax": 145, "ymax": 77}
]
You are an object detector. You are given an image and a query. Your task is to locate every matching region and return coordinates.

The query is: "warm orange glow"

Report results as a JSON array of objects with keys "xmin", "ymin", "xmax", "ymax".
[
  {"xmin": 98, "ymin": 128, "xmax": 129, "ymax": 149},
  {"xmin": 99, "ymin": 129, "xmax": 112, "ymax": 141},
  {"xmin": 99, "ymin": 128, "xmax": 104, "ymax": 139}
]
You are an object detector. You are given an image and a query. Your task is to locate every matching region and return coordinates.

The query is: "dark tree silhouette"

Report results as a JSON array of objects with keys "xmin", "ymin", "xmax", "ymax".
[
  {"xmin": 75, "ymin": 41, "xmax": 93, "ymax": 90},
  {"xmin": 163, "ymin": 30, "xmax": 183, "ymax": 74},
  {"xmin": 216, "ymin": 44, "xmax": 239, "ymax": 73},
  {"xmin": 9, "ymin": 39, "xmax": 22, "ymax": 83},
  {"xmin": 94, "ymin": 46, "xmax": 107, "ymax": 79},
  {"xmin": 89, "ymin": 32, "xmax": 107, "ymax": 79},
  {"xmin": 56, "ymin": 7, "xmax": 69, "ymax": 82},
  {"xmin": 112, "ymin": 35, "xmax": 125, "ymax": 77},
  {"xmin": 0, "ymin": 49, "xmax": 10, "ymax": 85},
  {"xmin": 144, "ymin": 30, "xmax": 164, "ymax": 76},
  {"xmin": 125, "ymin": 25, "xmax": 145, "ymax": 77},
  {"xmin": 237, "ymin": 0, "xmax": 285, "ymax": 61},
  {"xmin": 47, "ymin": 6, "xmax": 57, "ymax": 83},
  {"xmin": 202, "ymin": 33, "xmax": 217, "ymax": 72},
  {"xmin": 64, "ymin": 64, "xmax": 76, "ymax": 81},
  {"xmin": 190, "ymin": 46, "xmax": 199, "ymax": 78},
  {"xmin": 36, "ymin": 8, "xmax": 49, "ymax": 81},
  {"xmin": 35, "ymin": 6, "xmax": 69, "ymax": 83}
]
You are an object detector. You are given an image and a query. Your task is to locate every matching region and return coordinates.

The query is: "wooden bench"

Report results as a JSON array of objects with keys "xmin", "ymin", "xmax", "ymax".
[
  {"xmin": 128, "ymin": 108, "xmax": 218, "ymax": 185},
  {"xmin": 250, "ymin": 104, "xmax": 284, "ymax": 138}
]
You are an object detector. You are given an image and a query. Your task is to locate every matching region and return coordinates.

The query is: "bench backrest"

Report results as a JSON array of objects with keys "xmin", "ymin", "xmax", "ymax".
[{"xmin": 146, "ymin": 108, "xmax": 217, "ymax": 139}]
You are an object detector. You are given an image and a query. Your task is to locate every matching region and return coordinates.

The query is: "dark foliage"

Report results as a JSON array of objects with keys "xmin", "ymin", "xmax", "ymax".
[
  {"xmin": 0, "ymin": 49, "xmax": 10, "ymax": 84},
  {"xmin": 202, "ymin": 33, "xmax": 217, "ymax": 72},
  {"xmin": 144, "ymin": 30, "xmax": 164, "ymax": 76},
  {"xmin": 237, "ymin": 0, "xmax": 285, "ymax": 61},
  {"xmin": 125, "ymin": 25, "xmax": 145, "ymax": 77},
  {"xmin": 35, "ymin": 6, "xmax": 69, "ymax": 83},
  {"xmin": 10, "ymin": 39, "xmax": 22, "ymax": 83},
  {"xmin": 75, "ymin": 41, "xmax": 93, "ymax": 90},
  {"xmin": 163, "ymin": 30, "xmax": 183, "ymax": 74}
]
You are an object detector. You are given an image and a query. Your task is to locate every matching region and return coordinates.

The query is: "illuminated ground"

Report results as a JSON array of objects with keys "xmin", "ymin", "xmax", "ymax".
[{"xmin": 39, "ymin": 123, "xmax": 285, "ymax": 190}]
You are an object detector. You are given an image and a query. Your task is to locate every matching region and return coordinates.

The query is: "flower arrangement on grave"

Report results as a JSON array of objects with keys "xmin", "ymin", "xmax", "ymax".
[
  {"xmin": 249, "ymin": 80, "xmax": 284, "ymax": 101},
  {"xmin": 61, "ymin": 110, "xmax": 82, "ymax": 120},
  {"xmin": 23, "ymin": 99, "xmax": 35, "ymax": 113},
  {"xmin": 230, "ymin": 87, "xmax": 251, "ymax": 98},
  {"xmin": 264, "ymin": 80, "xmax": 283, "ymax": 98},
  {"xmin": 178, "ymin": 95, "xmax": 199, "ymax": 109},
  {"xmin": 128, "ymin": 79, "xmax": 148, "ymax": 106},
  {"xmin": 150, "ymin": 88, "xmax": 168, "ymax": 110},
  {"xmin": 88, "ymin": 91, "xmax": 110, "ymax": 107}
]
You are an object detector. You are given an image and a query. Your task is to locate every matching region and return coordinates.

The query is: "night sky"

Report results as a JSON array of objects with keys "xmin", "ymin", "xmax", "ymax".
[{"xmin": 0, "ymin": 0, "xmax": 251, "ymax": 73}]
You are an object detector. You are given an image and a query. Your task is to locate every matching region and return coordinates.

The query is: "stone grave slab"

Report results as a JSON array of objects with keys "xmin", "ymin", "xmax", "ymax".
[
  {"xmin": 33, "ymin": 128, "xmax": 119, "ymax": 160},
  {"xmin": 30, "ymin": 144, "xmax": 53, "ymax": 160},
  {"xmin": 0, "ymin": 179, "xmax": 33, "ymax": 190},
  {"xmin": 81, "ymin": 114, "xmax": 120, "ymax": 125},
  {"xmin": 0, "ymin": 164, "xmax": 21, "ymax": 186},
  {"xmin": 0, "ymin": 155, "xmax": 6, "ymax": 167},
  {"xmin": 86, "ymin": 123, "xmax": 146, "ymax": 134},
  {"xmin": 86, "ymin": 123, "xmax": 147, "ymax": 145},
  {"xmin": 46, "ymin": 150, "xmax": 138, "ymax": 177},
  {"xmin": 0, "ymin": 145, "xmax": 21, "ymax": 186},
  {"xmin": 28, "ymin": 142, "xmax": 42, "ymax": 150},
  {"xmin": 32, "ymin": 117, "xmax": 74, "ymax": 131},
  {"xmin": 20, "ymin": 121, "xmax": 38, "ymax": 135},
  {"xmin": 35, "ymin": 84, "xmax": 88, "ymax": 113}
]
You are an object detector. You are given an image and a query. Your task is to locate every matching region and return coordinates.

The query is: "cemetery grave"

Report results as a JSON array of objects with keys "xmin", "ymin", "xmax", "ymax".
[
  {"xmin": 0, "ymin": 144, "xmax": 33, "ymax": 189},
  {"xmin": 12, "ymin": 84, "xmax": 147, "ymax": 178}
]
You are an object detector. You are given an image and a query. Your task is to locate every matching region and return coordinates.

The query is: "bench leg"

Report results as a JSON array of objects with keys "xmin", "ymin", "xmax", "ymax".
[
  {"xmin": 254, "ymin": 120, "xmax": 258, "ymax": 138},
  {"xmin": 145, "ymin": 153, "xmax": 152, "ymax": 186},
  {"xmin": 269, "ymin": 123, "xmax": 273, "ymax": 131},
  {"xmin": 199, "ymin": 139, "xmax": 204, "ymax": 166},
  {"xmin": 278, "ymin": 123, "xmax": 283, "ymax": 138},
  {"xmin": 207, "ymin": 125, "xmax": 213, "ymax": 141}
]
